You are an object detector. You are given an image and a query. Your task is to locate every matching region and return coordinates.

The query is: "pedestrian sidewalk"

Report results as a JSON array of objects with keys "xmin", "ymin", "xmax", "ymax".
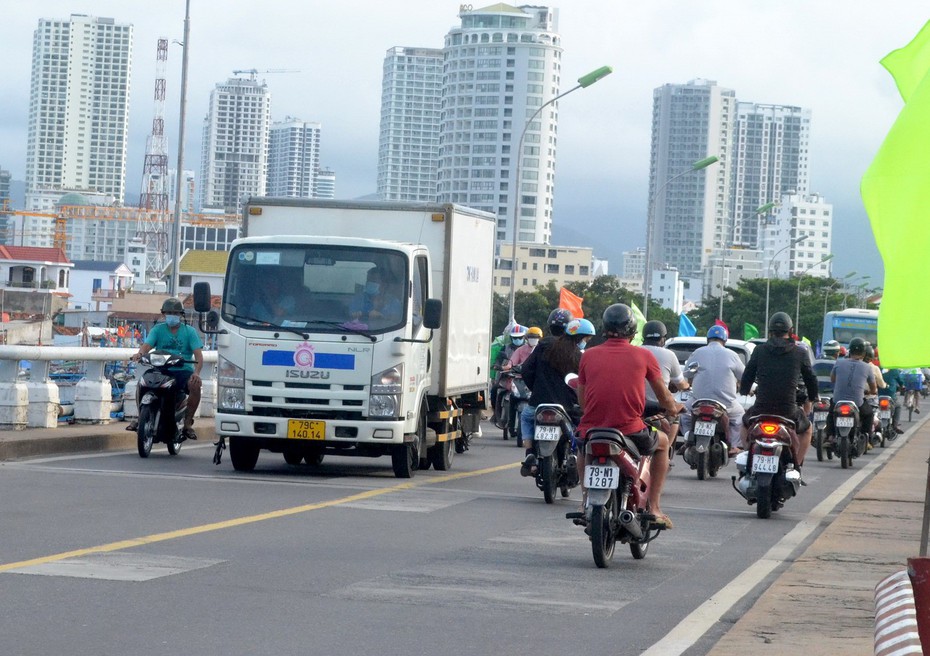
[
  {"xmin": 709, "ymin": 419, "xmax": 930, "ymax": 655},
  {"xmin": 0, "ymin": 420, "xmax": 217, "ymax": 461}
]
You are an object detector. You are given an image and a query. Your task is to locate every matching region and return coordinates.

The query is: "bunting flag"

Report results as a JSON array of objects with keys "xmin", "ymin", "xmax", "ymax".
[
  {"xmin": 743, "ymin": 322, "xmax": 760, "ymax": 340},
  {"xmin": 558, "ymin": 287, "xmax": 584, "ymax": 319},
  {"xmin": 714, "ymin": 318, "xmax": 729, "ymax": 337},
  {"xmin": 630, "ymin": 300, "xmax": 647, "ymax": 345},
  {"xmin": 861, "ymin": 20, "xmax": 930, "ymax": 367},
  {"xmin": 679, "ymin": 313, "xmax": 697, "ymax": 337}
]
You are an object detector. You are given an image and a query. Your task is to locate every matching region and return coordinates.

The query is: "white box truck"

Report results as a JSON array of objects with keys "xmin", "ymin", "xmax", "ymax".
[{"xmin": 193, "ymin": 199, "xmax": 496, "ymax": 477}]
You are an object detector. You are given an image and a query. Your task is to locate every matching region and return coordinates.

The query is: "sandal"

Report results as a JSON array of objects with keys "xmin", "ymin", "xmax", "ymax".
[
  {"xmin": 651, "ymin": 513, "xmax": 674, "ymax": 530},
  {"xmin": 125, "ymin": 420, "xmax": 138, "ymax": 431},
  {"xmin": 182, "ymin": 427, "xmax": 198, "ymax": 441}
]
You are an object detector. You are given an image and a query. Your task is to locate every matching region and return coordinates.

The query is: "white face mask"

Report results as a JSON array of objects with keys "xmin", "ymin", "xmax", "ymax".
[
  {"xmin": 577, "ymin": 340, "xmax": 587, "ymax": 351},
  {"xmin": 527, "ymin": 338, "xmax": 539, "ymax": 348}
]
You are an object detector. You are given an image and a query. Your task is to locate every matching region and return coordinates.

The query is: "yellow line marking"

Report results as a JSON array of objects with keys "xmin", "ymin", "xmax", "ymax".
[{"xmin": 0, "ymin": 461, "xmax": 519, "ymax": 573}]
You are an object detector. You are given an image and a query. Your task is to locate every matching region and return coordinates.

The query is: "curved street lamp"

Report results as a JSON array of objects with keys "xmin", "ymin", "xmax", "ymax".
[
  {"xmin": 794, "ymin": 253, "xmax": 834, "ymax": 336},
  {"xmin": 642, "ymin": 155, "xmax": 719, "ymax": 319},
  {"xmin": 765, "ymin": 234, "xmax": 808, "ymax": 329},
  {"xmin": 506, "ymin": 65, "xmax": 613, "ymax": 325},
  {"xmin": 824, "ymin": 271, "xmax": 857, "ymax": 315}
]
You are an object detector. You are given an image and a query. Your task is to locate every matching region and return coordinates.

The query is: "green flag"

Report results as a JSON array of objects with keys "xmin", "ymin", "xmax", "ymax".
[
  {"xmin": 630, "ymin": 300, "xmax": 647, "ymax": 346},
  {"xmin": 861, "ymin": 20, "xmax": 930, "ymax": 367},
  {"xmin": 743, "ymin": 323, "xmax": 760, "ymax": 341}
]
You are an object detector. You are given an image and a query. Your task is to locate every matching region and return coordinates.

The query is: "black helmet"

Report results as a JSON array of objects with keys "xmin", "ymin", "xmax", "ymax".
[
  {"xmin": 547, "ymin": 308, "xmax": 573, "ymax": 336},
  {"xmin": 864, "ymin": 343, "xmax": 875, "ymax": 360},
  {"xmin": 848, "ymin": 337, "xmax": 867, "ymax": 356},
  {"xmin": 161, "ymin": 297, "xmax": 184, "ymax": 314},
  {"xmin": 768, "ymin": 311, "xmax": 793, "ymax": 335},
  {"xmin": 642, "ymin": 320, "xmax": 667, "ymax": 343},
  {"xmin": 602, "ymin": 303, "xmax": 637, "ymax": 338}
]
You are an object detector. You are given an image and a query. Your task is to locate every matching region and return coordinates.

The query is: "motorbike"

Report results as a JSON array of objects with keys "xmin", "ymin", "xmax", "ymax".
[
  {"xmin": 531, "ymin": 403, "xmax": 580, "ymax": 504},
  {"xmin": 878, "ymin": 396, "xmax": 896, "ymax": 447},
  {"xmin": 812, "ymin": 398, "xmax": 832, "ymax": 461},
  {"xmin": 831, "ymin": 400, "xmax": 865, "ymax": 469},
  {"xmin": 682, "ymin": 398, "xmax": 729, "ymax": 480},
  {"xmin": 732, "ymin": 414, "xmax": 802, "ymax": 519},
  {"xmin": 497, "ymin": 365, "xmax": 531, "ymax": 446},
  {"xmin": 568, "ymin": 426, "xmax": 664, "ymax": 568},
  {"xmin": 136, "ymin": 350, "xmax": 190, "ymax": 458}
]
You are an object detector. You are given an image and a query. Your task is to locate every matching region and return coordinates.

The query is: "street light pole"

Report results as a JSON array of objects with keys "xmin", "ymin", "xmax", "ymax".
[
  {"xmin": 506, "ymin": 65, "xmax": 612, "ymax": 325},
  {"xmin": 169, "ymin": 0, "xmax": 191, "ymax": 297},
  {"xmin": 765, "ymin": 234, "xmax": 808, "ymax": 330},
  {"xmin": 795, "ymin": 253, "xmax": 834, "ymax": 336},
  {"xmin": 717, "ymin": 261, "xmax": 730, "ymax": 322},
  {"xmin": 643, "ymin": 154, "xmax": 719, "ymax": 320},
  {"xmin": 824, "ymin": 271, "xmax": 857, "ymax": 316}
]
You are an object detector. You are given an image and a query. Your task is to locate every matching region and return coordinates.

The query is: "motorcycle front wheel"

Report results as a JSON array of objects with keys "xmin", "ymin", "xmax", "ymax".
[
  {"xmin": 591, "ymin": 494, "xmax": 617, "ymax": 568},
  {"xmin": 137, "ymin": 405, "xmax": 156, "ymax": 458},
  {"xmin": 167, "ymin": 430, "xmax": 182, "ymax": 456}
]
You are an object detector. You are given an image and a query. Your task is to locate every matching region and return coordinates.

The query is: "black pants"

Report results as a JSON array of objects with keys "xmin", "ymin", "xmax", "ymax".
[{"xmin": 826, "ymin": 398, "xmax": 873, "ymax": 437}]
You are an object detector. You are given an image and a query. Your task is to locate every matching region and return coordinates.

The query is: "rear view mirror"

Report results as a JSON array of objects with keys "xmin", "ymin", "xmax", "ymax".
[
  {"xmin": 193, "ymin": 282, "xmax": 212, "ymax": 313},
  {"xmin": 424, "ymin": 299, "xmax": 442, "ymax": 329}
]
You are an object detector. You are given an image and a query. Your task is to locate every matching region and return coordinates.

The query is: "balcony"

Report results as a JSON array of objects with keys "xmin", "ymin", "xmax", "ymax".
[{"xmin": 91, "ymin": 288, "xmax": 126, "ymax": 301}]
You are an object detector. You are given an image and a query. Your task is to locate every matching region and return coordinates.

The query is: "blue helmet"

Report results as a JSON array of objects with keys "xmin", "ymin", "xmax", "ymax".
[
  {"xmin": 566, "ymin": 318, "xmax": 596, "ymax": 337},
  {"xmin": 707, "ymin": 325, "xmax": 728, "ymax": 342}
]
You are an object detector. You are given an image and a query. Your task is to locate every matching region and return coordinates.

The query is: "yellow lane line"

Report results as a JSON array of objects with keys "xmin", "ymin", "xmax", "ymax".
[{"xmin": 0, "ymin": 461, "xmax": 519, "ymax": 573}]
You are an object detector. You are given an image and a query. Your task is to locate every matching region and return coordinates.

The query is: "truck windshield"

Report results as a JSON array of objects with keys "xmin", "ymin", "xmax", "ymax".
[{"xmin": 223, "ymin": 245, "xmax": 408, "ymax": 334}]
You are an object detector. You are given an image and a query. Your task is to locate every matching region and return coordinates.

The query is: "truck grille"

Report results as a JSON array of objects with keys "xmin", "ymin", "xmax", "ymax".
[{"xmin": 247, "ymin": 379, "xmax": 367, "ymax": 420}]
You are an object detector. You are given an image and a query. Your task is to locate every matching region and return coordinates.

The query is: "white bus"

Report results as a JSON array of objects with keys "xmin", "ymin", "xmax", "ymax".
[{"xmin": 821, "ymin": 308, "xmax": 879, "ymax": 348}]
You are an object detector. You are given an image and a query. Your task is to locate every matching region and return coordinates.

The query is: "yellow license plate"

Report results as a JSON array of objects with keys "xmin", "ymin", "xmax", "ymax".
[{"xmin": 287, "ymin": 419, "xmax": 325, "ymax": 440}]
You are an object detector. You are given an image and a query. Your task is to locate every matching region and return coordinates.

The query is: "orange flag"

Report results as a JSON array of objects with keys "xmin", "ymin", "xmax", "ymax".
[{"xmin": 558, "ymin": 287, "xmax": 584, "ymax": 318}]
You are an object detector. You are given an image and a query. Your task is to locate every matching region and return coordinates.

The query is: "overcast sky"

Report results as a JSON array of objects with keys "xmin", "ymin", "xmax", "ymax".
[{"xmin": 3, "ymin": 1, "xmax": 926, "ymax": 286}]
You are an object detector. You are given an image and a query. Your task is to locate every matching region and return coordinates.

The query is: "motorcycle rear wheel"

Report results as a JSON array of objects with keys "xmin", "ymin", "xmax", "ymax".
[
  {"xmin": 136, "ymin": 405, "xmax": 155, "ymax": 458},
  {"xmin": 815, "ymin": 430, "xmax": 824, "ymax": 462},
  {"xmin": 756, "ymin": 480, "xmax": 773, "ymax": 519},
  {"xmin": 839, "ymin": 437, "xmax": 850, "ymax": 469},
  {"xmin": 696, "ymin": 450, "xmax": 707, "ymax": 481},
  {"xmin": 630, "ymin": 534, "xmax": 649, "ymax": 560},
  {"xmin": 591, "ymin": 495, "xmax": 617, "ymax": 568},
  {"xmin": 540, "ymin": 456, "xmax": 557, "ymax": 504}
]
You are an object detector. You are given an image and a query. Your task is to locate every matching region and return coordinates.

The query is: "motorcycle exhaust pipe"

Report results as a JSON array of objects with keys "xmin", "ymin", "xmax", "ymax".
[{"xmin": 618, "ymin": 509, "xmax": 643, "ymax": 540}]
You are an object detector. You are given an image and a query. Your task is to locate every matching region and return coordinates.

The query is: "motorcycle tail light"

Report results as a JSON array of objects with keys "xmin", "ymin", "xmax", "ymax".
[
  {"xmin": 879, "ymin": 398, "xmax": 890, "ymax": 409},
  {"xmin": 536, "ymin": 409, "xmax": 560, "ymax": 424},
  {"xmin": 589, "ymin": 441, "xmax": 615, "ymax": 457},
  {"xmin": 759, "ymin": 422, "xmax": 780, "ymax": 435},
  {"xmin": 697, "ymin": 405, "xmax": 716, "ymax": 416},
  {"xmin": 838, "ymin": 404, "xmax": 853, "ymax": 416}
]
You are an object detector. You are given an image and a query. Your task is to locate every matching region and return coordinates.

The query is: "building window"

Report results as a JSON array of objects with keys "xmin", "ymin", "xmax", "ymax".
[
  {"xmin": 545, "ymin": 264, "xmax": 559, "ymax": 274},
  {"xmin": 564, "ymin": 265, "xmax": 575, "ymax": 275}
]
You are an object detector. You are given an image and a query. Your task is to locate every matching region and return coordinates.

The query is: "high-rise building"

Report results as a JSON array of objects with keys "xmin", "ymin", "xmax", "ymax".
[
  {"xmin": 729, "ymin": 103, "xmax": 811, "ymax": 248},
  {"xmin": 199, "ymin": 77, "xmax": 271, "ymax": 213},
  {"xmin": 763, "ymin": 192, "xmax": 833, "ymax": 279},
  {"xmin": 647, "ymin": 79, "xmax": 735, "ymax": 280},
  {"xmin": 0, "ymin": 167, "xmax": 12, "ymax": 246},
  {"xmin": 377, "ymin": 46, "xmax": 443, "ymax": 202},
  {"xmin": 315, "ymin": 168, "xmax": 336, "ymax": 199},
  {"xmin": 266, "ymin": 118, "xmax": 321, "ymax": 198},
  {"xmin": 168, "ymin": 169, "xmax": 196, "ymax": 213},
  {"xmin": 437, "ymin": 4, "xmax": 563, "ymax": 244},
  {"xmin": 25, "ymin": 15, "xmax": 133, "ymax": 209}
]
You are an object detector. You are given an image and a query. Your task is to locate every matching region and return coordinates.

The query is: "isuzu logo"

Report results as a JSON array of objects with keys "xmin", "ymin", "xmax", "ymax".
[{"xmin": 286, "ymin": 370, "xmax": 330, "ymax": 379}]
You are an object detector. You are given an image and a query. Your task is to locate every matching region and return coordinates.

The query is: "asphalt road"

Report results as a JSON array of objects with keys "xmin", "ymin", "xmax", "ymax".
[{"xmin": 0, "ymin": 419, "xmax": 905, "ymax": 656}]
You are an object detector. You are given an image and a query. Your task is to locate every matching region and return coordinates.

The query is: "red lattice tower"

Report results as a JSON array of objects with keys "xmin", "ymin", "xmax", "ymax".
[{"xmin": 138, "ymin": 37, "xmax": 170, "ymax": 276}]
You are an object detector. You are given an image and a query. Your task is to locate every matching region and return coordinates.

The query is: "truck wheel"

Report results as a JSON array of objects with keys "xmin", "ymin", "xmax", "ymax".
[
  {"xmin": 283, "ymin": 449, "xmax": 303, "ymax": 465},
  {"xmin": 428, "ymin": 438, "xmax": 454, "ymax": 471},
  {"xmin": 305, "ymin": 452, "xmax": 324, "ymax": 466},
  {"xmin": 394, "ymin": 413, "xmax": 424, "ymax": 479},
  {"xmin": 229, "ymin": 437, "xmax": 260, "ymax": 472}
]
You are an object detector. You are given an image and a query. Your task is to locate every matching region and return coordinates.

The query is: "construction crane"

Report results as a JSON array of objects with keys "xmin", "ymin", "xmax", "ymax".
[{"xmin": 231, "ymin": 68, "xmax": 300, "ymax": 81}]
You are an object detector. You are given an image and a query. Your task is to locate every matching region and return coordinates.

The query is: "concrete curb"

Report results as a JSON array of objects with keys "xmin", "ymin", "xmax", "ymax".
[{"xmin": 874, "ymin": 570, "xmax": 922, "ymax": 655}]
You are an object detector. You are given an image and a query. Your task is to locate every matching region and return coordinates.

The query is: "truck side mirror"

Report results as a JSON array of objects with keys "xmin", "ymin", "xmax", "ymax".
[
  {"xmin": 205, "ymin": 309, "xmax": 220, "ymax": 331},
  {"xmin": 424, "ymin": 298, "xmax": 442, "ymax": 329},
  {"xmin": 193, "ymin": 282, "xmax": 212, "ymax": 313}
]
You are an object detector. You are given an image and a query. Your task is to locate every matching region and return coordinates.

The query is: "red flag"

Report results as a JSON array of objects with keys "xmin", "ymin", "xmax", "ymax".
[
  {"xmin": 558, "ymin": 287, "xmax": 584, "ymax": 319},
  {"xmin": 714, "ymin": 318, "xmax": 729, "ymax": 337}
]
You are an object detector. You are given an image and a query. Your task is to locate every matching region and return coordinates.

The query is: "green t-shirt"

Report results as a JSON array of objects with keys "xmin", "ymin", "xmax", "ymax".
[{"xmin": 144, "ymin": 322, "xmax": 204, "ymax": 372}]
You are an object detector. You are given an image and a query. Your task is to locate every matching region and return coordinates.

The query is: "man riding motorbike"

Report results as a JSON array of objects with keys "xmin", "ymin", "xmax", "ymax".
[
  {"xmin": 641, "ymin": 319, "xmax": 689, "ymax": 455},
  {"xmin": 491, "ymin": 324, "xmax": 527, "ymax": 425},
  {"xmin": 822, "ymin": 340, "xmax": 841, "ymax": 360},
  {"xmin": 683, "ymin": 325, "xmax": 745, "ymax": 456},
  {"xmin": 519, "ymin": 309, "xmax": 577, "ymax": 476},
  {"xmin": 826, "ymin": 336, "xmax": 877, "ymax": 447},
  {"xmin": 739, "ymin": 312, "xmax": 819, "ymax": 472},
  {"xmin": 575, "ymin": 304, "xmax": 683, "ymax": 529}
]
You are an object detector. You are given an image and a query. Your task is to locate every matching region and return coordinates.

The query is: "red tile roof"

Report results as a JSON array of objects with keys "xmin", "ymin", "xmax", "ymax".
[{"xmin": 0, "ymin": 246, "xmax": 71, "ymax": 264}]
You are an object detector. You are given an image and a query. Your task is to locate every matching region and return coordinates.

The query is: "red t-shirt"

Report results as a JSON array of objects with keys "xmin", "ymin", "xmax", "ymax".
[{"xmin": 577, "ymin": 338, "xmax": 662, "ymax": 437}]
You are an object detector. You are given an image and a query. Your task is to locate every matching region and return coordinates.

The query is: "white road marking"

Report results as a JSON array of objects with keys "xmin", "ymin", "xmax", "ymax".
[{"xmin": 9, "ymin": 552, "xmax": 224, "ymax": 581}]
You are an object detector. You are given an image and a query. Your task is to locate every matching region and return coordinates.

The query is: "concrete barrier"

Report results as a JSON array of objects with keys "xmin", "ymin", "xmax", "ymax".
[{"xmin": 874, "ymin": 570, "xmax": 922, "ymax": 655}]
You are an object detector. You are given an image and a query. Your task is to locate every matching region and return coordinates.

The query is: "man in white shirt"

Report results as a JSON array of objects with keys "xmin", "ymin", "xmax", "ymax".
[
  {"xmin": 683, "ymin": 325, "xmax": 746, "ymax": 454},
  {"xmin": 641, "ymin": 320, "xmax": 689, "ymax": 453}
]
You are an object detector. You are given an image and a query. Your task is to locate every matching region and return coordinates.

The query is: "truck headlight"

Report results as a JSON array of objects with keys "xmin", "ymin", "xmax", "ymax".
[
  {"xmin": 218, "ymin": 356, "xmax": 245, "ymax": 411},
  {"xmin": 370, "ymin": 365, "xmax": 403, "ymax": 418}
]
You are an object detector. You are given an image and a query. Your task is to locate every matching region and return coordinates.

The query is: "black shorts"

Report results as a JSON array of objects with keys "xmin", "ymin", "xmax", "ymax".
[
  {"xmin": 742, "ymin": 405, "xmax": 811, "ymax": 433},
  {"xmin": 170, "ymin": 369, "xmax": 193, "ymax": 394},
  {"xmin": 627, "ymin": 426, "xmax": 659, "ymax": 456}
]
